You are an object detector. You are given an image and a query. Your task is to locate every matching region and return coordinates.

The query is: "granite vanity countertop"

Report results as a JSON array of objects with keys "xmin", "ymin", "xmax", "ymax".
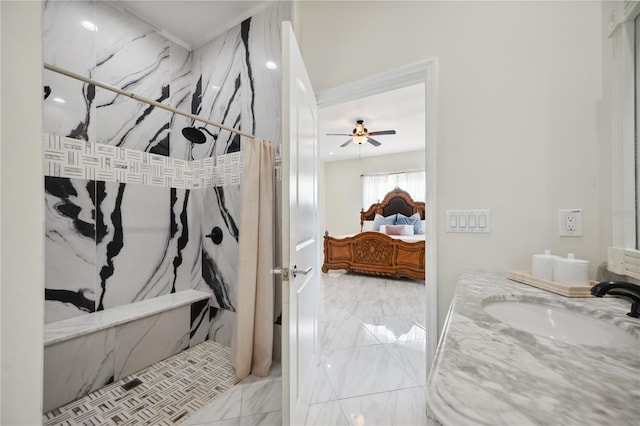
[{"xmin": 426, "ymin": 271, "xmax": 640, "ymax": 426}]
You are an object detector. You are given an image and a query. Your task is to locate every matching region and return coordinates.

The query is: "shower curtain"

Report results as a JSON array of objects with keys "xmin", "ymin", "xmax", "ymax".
[{"xmin": 234, "ymin": 138, "xmax": 276, "ymax": 381}]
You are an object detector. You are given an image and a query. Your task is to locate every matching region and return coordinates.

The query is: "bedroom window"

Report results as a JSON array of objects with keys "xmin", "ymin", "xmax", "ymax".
[{"xmin": 362, "ymin": 170, "xmax": 425, "ymax": 208}]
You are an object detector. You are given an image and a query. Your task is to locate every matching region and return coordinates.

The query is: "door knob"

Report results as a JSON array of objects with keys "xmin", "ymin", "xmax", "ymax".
[{"xmin": 291, "ymin": 265, "xmax": 312, "ymax": 278}]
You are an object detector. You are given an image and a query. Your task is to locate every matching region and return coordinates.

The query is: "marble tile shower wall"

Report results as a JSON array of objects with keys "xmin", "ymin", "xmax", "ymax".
[{"xmin": 43, "ymin": 0, "xmax": 290, "ymax": 347}]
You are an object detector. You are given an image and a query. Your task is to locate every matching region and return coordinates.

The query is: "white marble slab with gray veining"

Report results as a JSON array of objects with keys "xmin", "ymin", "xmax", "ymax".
[
  {"xmin": 45, "ymin": 289, "xmax": 210, "ymax": 346},
  {"xmin": 426, "ymin": 271, "xmax": 640, "ymax": 426}
]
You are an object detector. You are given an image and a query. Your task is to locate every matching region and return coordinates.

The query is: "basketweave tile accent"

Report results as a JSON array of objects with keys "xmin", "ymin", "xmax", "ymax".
[
  {"xmin": 42, "ymin": 134, "xmax": 272, "ymax": 189},
  {"xmin": 43, "ymin": 340, "xmax": 235, "ymax": 426}
]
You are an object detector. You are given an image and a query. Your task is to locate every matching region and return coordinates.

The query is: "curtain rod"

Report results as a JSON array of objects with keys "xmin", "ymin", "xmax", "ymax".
[
  {"xmin": 44, "ymin": 63, "xmax": 257, "ymax": 140},
  {"xmin": 360, "ymin": 169, "xmax": 425, "ymax": 177}
]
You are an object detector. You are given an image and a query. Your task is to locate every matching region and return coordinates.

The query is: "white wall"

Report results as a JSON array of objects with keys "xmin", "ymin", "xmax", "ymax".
[
  {"xmin": 322, "ymin": 150, "xmax": 426, "ymax": 236},
  {"xmin": 1, "ymin": 1, "xmax": 45, "ymax": 424},
  {"xmin": 600, "ymin": 2, "xmax": 613, "ymax": 261},
  {"xmin": 297, "ymin": 1, "xmax": 602, "ymax": 331}
]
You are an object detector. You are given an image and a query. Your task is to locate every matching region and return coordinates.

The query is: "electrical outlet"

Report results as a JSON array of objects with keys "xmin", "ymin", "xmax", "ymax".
[{"xmin": 559, "ymin": 209, "xmax": 582, "ymax": 236}]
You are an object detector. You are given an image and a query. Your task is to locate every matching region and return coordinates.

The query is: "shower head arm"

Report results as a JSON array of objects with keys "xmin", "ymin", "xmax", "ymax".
[{"xmin": 200, "ymin": 127, "xmax": 218, "ymax": 140}]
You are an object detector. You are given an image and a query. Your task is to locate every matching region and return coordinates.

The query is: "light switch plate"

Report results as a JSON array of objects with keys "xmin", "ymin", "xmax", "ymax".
[{"xmin": 446, "ymin": 209, "xmax": 491, "ymax": 233}]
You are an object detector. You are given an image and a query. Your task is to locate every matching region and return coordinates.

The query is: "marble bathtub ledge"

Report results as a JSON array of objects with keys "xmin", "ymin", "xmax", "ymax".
[
  {"xmin": 44, "ymin": 289, "xmax": 211, "ymax": 346},
  {"xmin": 426, "ymin": 271, "xmax": 640, "ymax": 426}
]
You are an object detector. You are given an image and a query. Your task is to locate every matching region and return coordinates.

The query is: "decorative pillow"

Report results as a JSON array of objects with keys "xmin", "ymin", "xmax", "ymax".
[
  {"xmin": 372, "ymin": 213, "xmax": 396, "ymax": 231},
  {"xmin": 397, "ymin": 213, "xmax": 423, "ymax": 234},
  {"xmin": 403, "ymin": 224, "xmax": 416, "ymax": 235},
  {"xmin": 385, "ymin": 224, "xmax": 415, "ymax": 236},
  {"xmin": 362, "ymin": 220, "xmax": 375, "ymax": 232}
]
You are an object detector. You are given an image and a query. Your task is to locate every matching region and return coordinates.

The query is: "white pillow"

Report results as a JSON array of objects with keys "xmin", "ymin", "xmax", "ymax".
[
  {"xmin": 420, "ymin": 220, "xmax": 426, "ymax": 234},
  {"xmin": 362, "ymin": 220, "xmax": 375, "ymax": 232}
]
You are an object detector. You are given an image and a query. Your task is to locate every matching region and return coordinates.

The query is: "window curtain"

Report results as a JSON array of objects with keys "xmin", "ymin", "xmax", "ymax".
[
  {"xmin": 234, "ymin": 138, "xmax": 276, "ymax": 382},
  {"xmin": 362, "ymin": 170, "xmax": 425, "ymax": 208}
]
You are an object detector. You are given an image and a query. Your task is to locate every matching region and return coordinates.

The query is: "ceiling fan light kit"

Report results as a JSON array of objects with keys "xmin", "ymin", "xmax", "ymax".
[
  {"xmin": 327, "ymin": 119, "xmax": 397, "ymax": 148},
  {"xmin": 354, "ymin": 135, "xmax": 368, "ymax": 144}
]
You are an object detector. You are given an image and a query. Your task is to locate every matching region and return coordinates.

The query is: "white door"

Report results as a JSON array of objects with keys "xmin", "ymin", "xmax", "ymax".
[{"xmin": 281, "ymin": 21, "xmax": 319, "ymax": 426}]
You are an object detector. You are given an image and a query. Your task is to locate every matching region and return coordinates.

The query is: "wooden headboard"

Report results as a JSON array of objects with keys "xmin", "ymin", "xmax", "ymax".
[{"xmin": 360, "ymin": 187, "xmax": 426, "ymax": 230}]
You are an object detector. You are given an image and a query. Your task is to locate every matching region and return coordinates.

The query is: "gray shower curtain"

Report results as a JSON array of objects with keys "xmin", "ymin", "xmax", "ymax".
[{"xmin": 234, "ymin": 138, "xmax": 276, "ymax": 381}]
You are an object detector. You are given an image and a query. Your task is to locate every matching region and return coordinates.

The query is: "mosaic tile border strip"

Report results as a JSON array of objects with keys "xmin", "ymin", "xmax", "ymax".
[
  {"xmin": 43, "ymin": 134, "xmax": 266, "ymax": 189},
  {"xmin": 43, "ymin": 340, "xmax": 235, "ymax": 426}
]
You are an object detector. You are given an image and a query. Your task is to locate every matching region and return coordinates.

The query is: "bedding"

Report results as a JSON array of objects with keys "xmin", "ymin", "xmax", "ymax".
[
  {"xmin": 383, "ymin": 224, "xmax": 415, "ymax": 236},
  {"xmin": 372, "ymin": 213, "xmax": 396, "ymax": 231},
  {"xmin": 397, "ymin": 213, "xmax": 423, "ymax": 234},
  {"xmin": 333, "ymin": 232, "xmax": 425, "ymax": 242},
  {"xmin": 322, "ymin": 187, "xmax": 426, "ymax": 280},
  {"xmin": 362, "ymin": 220, "xmax": 375, "ymax": 232}
]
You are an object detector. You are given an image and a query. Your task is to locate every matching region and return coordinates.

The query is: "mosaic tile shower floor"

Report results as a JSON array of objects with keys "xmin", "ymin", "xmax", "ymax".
[{"xmin": 43, "ymin": 341, "xmax": 235, "ymax": 426}]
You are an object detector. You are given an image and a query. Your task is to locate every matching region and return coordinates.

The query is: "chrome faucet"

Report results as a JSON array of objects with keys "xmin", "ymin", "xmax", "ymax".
[{"xmin": 590, "ymin": 281, "xmax": 640, "ymax": 318}]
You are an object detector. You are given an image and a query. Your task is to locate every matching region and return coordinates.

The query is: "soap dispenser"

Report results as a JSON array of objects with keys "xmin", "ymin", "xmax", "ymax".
[
  {"xmin": 532, "ymin": 250, "xmax": 561, "ymax": 281},
  {"xmin": 553, "ymin": 253, "xmax": 589, "ymax": 286}
]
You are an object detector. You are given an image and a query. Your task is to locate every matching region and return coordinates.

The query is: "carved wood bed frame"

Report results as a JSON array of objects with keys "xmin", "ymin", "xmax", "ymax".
[{"xmin": 322, "ymin": 188, "xmax": 426, "ymax": 280}]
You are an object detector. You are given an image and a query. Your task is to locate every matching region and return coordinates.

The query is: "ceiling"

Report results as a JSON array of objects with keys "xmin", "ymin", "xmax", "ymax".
[
  {"xmin": 112, "ymin": 1, "xmax": 426, "ymax": 163},
  {"xmin": 113, "ymin": 0, "xmax": 269, "ymax": 49},
  {"xmin": 319, "ymin": 83, "xmax": 426, "ymax": 162}
]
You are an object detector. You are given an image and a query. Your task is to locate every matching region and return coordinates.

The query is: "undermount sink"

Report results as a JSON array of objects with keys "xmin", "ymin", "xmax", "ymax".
[{"xmin": 482, "ymin": 299, "xmax": 638, "ymax": 348}]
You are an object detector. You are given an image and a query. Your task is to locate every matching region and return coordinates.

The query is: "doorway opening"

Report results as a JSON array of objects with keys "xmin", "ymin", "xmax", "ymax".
[{"xmin": 316, "ymin": 59, "xmax": 438, "ymax": 381}]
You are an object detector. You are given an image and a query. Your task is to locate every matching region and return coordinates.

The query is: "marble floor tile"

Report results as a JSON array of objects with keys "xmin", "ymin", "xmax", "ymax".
[
  {"xmin": 306, "ymin": 401, "xmax": 350, "ymax": 426},
  {"xmin": 183, "ymin": 271, "xmax": 429, "ymax": 426},
  {"xmin": 403, "ymin": 307, "xmax": 428, "ymax": 326},
  {"xmin": 338, "ymin": 386, "xmax": 427, "ymax": 426},
  {"xmin": 310, "ymin": 365, "xmax": 338, "ymax": 404},
  {"xmin": 239, "ymin": 410, "xmax": 282, "ymax": 426},
  {"xmin": 384, "ymin": 343, "xmax": 427, "ymax": 386},
  {"xmin": 184, "ymin": 384, "xmax": 242, "ymax": 425},
  {"xmin": 349, "ymin": 301, "xmax": 404, "ymax": 323},
  {"xmin": 193, "ymin": 419, "xmax": 241, "ymax": 426},
  {"xmin": 320, "ymin": 302, "xmax": 359, "ymax": 322},
  {"xmin": 240, "ymin": 377, "xmax": 282, "ymax": 416},
  {"xmin": 320, "ymin": 319, "xmax": 379, "ymax": 352},
  {"xmin": 321, "ymin": 344, "xmax": 421, "ymax": 399},
  {"xmin": 364, "ymin": 315, "xmax": 426, "ymax": 345}
]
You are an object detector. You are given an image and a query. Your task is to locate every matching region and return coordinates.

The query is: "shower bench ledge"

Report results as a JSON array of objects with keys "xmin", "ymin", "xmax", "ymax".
[
  {"xmin": 44, "ymin": 289, "xmax": 211, "ymax": 347},
  {"xmin": 43, "ymin": 289, "xmax": 214, "ymax": 413}
]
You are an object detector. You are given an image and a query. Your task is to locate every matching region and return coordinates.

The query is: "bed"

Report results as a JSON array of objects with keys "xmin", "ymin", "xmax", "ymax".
[{"xmin": 322, "ymin": 188, "xmax": 426, "ymax": 280}]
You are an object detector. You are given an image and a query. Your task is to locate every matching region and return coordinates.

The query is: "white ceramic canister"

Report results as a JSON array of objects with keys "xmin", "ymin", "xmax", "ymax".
[
  {"xmin": 553, "ymin": 253, "xmax": 589, "ymax": 285},
  {"xmin": 532, "ymin": 250, "xmax": 561, "ymax": 281}
]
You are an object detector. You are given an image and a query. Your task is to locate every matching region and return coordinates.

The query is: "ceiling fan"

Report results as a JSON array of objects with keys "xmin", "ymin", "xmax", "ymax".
[{"xmin": 327, "ymin": 119, "xmax": 396, "ymax": 147}]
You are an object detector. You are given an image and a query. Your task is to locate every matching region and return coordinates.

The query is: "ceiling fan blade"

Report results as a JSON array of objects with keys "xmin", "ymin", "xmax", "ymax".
[
  {"xmin": 367, "ymin": 138, "xmax": 382, "ymax": 146},
  {"xmin": 340, "ymin": 139, "xmax": 353, "ymax": 147},
  {"xmin": 326, "ymin": 133, "xmax": 353, "ymax": 136},
  {"xmin": 368, "ymin": 130, "xmax": 396, "ymax": 136}
]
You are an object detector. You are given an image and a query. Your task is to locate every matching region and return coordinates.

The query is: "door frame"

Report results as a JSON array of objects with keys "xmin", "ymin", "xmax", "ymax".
[{"xmin": 316, "ymin": 59, "xmax": 438, "ymax": 372}]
